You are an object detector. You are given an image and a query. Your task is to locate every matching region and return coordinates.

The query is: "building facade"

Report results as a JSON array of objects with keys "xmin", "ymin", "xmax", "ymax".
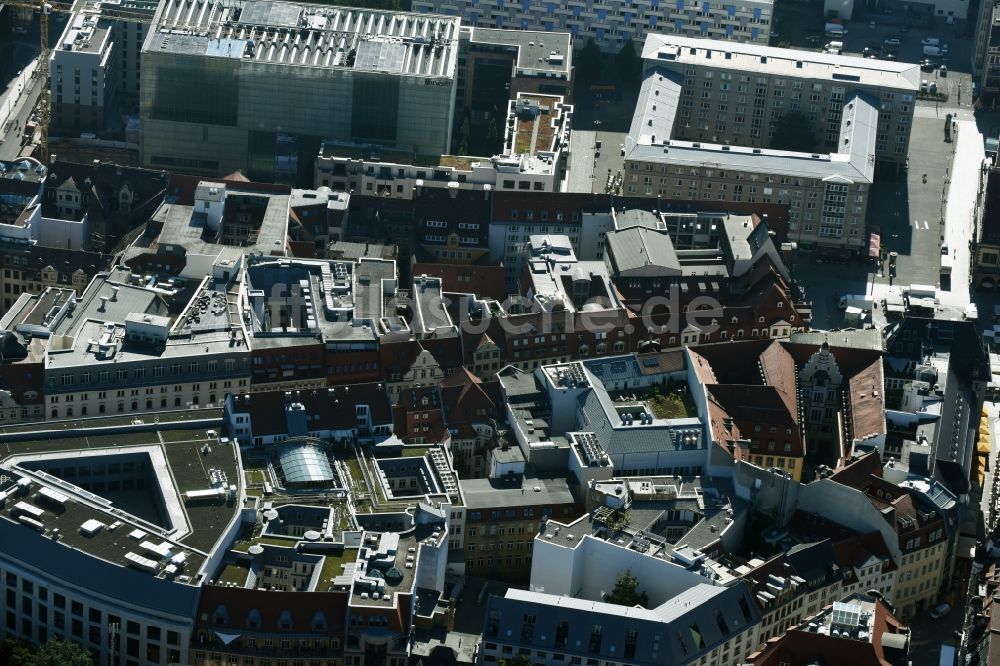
[
  {"xmin": 315, "ymin": 92, "xmax": 572, "ymax": 199},
  {"xmin": 623, "ymin": 36, "xmax": 919, "ymax": 253},
  {"xmin": 140, "ymin": 0, "xmax": 460, "ymax": 184},
  {"xmin": 412, "ymin": 0, "xmax": 773, "ymax": 54}
]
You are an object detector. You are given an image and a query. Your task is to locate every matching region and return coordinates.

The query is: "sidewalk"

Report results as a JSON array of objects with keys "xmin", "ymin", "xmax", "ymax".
[
  {"xmin": 939, "ymin": 119, "xmax": 984, "ymax": 309},
  {"xmin": 865, "ymin": 119, "xmax": 982, "ymax": 309},
  {"xmin": 0, "ymin": 56, "xmax": 39, "ymax": 133}
]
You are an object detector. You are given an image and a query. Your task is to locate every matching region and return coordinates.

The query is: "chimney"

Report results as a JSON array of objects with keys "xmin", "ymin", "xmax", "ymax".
[
  {"xmin": 111, "ymin": 286, "xmax": 119, "ymax": 301},
  {"xmin": 98, "ymin": 296, "xmax": 109, "ymax": 311}
]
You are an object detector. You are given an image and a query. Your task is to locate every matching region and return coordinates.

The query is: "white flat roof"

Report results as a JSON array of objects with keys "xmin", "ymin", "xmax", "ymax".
[{"xmin": 642, "ymin": 33, "xmax": 920, "ymax": 91}]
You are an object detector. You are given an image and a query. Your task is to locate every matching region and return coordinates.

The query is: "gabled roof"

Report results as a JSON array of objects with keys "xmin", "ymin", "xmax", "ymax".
[
  {"xmin": 379, "ymin": 339, "xmax": 424, "ymax": 377},
  {"xmin": 440, "ymin": 368, "xmax": 499, "ymax": 427},
  {"xmin": 759, "ymin": 341, "xmax": 798, "ymax": 423},
  {"xmin": 831, "ymin": 531, "xmax": 897, "ymax": 577},
  {"xmin": 830, "ymin": 451, "xmax": 884, "ymax": 489},
  {"xmin": 748, "ymin": 595, "xmax": 906, "ymax": 666}
]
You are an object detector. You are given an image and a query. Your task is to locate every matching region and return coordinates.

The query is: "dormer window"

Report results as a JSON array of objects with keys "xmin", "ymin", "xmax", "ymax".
[
  {"xmin": 278, "ymin": 610, "xmax": 293, "ymax": 630},
  {"xmin": 311, "ymin": 611, "xmax": 327, "ymax": 632},
  {"xmin": 246, "ymin": 609, "xmax": 262, "ymax": 629},
  {"xmin": 213, "ymin": 605, "xmax": 229, "ymax": 627}
]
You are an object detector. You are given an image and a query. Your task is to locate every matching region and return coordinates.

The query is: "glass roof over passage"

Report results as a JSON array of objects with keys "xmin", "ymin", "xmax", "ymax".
[{"xmin": 278, "ymin": 444, "xmax": 335, "ymax": 484}]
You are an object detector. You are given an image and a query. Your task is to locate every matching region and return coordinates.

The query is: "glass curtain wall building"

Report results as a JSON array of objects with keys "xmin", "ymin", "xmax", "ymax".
[{"xmin": 140, "ymin": 0, "xmax": 459, "ymax": 184}]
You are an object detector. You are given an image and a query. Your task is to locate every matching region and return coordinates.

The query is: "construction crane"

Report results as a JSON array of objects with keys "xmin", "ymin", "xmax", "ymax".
[{"xmin": 2, "ymin": 0, "xmax": 154, "ymax": 161}]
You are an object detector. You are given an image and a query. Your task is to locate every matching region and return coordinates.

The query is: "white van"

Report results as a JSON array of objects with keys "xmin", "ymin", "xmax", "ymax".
[
  {"xmin": 940, "ymin": 252, "xmax": 953, "ymax": 275},
  {"xmin": 825, "ymin": 41, "xmax": 843, "ymax": 54}
]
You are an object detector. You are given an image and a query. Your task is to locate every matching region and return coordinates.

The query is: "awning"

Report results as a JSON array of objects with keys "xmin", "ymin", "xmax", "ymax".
[
  {"xmin": 215, "ymin": 632, "xmax": 241, "ymax": 645},
  {"xmin": 869, "ymin": 233, "xmax": 881, "ymax": 258},
  {"xmin": 978, "ymin": 440, "xmax": 991, "ymax": 455}
]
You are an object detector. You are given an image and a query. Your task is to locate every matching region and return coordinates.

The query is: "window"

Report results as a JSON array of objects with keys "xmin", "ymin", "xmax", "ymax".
[
  {"xmin": 555, "ymin": 621, "xmax": 569, "ymax": 648},
  {"xmin": 588, "ymin": 625, "xmax": 602, "ymax": 653},
  {"xmin": 521, "ymin": 614, "xmax": 536, "ymax": 642},
  {"xmin": 624, "ymin": 630, "xmax": 638, "ymax": 659}
]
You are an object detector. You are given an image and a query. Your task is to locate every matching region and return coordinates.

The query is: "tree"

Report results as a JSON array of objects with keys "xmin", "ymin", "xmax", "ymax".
[
  {"xmin": 770, "ymin": 111, "xmax": 817, "ymax": 153},
  {"xmin": 499, "ymin": 656, "xmax": 533, "ymax": 666},
  {"xmin": 616, "ymin": 39, "xmax": 642, "ymax": 83},
  {"xmin": 35, "ymin": 640, "xmax": 93, "ymax": 666},
  {"xmin": 0, "ymin": 638, "xmax": 93, "ymax": 666},
  {"xmin": 577, "ymin": 38, "xmax": 604, "ymax": 85},
  {"xmin": 0, "ymin": 639, "xmax": 37, "ymax": 666},
  {"xmin": 604, "ymin": 569, "xmax": 649, "ymax": 608}
]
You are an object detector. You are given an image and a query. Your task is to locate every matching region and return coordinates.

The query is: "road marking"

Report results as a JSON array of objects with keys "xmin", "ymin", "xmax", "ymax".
[{"xmin": 925, "ymin": 221, "xmax": 930, "ymax": 229}]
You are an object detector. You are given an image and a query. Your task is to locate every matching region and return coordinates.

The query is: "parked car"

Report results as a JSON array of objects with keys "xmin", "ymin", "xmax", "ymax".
[
  {"xmin": 884, "ymin": 37, "xmax": 901, "ymax": 47},
  {"xmin": 922, "ymin": 37, "xmax": 940, "ymax": 46},
  {"xmin": 930, "ymin": 603, "xmax": 951, "ymax": 620},
  {"xmin": 941, "ymin": 43, "xmax": 949, "ymax": 54},
  {"xmin": 920, "ymin": 80, "xmax": 929, "ymax": 92},
  {"xmin": 11, "ymin": 25, "xmax": 27, "ymax": 34},
  {"xmin": 920, "ymin": 59, "xmax": 937, "ymax": 72},
  {"xmin": 870, "ymin": 20, "xmax": 877, "ymax": 28},
  {"xmin": 940, "ymin": 64, "xmax": 948, "ymax": 76},
  {"xmin": 930, "ymin": 81, "xmax": 938, "ymax": 93}
]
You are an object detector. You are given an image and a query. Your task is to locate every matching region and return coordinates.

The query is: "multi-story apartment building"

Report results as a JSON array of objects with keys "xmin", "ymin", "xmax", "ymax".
[
  {"xmin": 459, "ymin": 473, "xmax": 580, "ymax": 582},
  {"xmin": 624, "ymin": 35, "xmax": 919, "ymax": 253},
  {"xmin": 692, "ymin": 338, "xmax": 886, "ymax": 474},
  {"xmin": 484, "ymin": 190, "xmax": 793, "ymax": 289},
  {"xmin": 51, "ymin": 0, "xmax": 159, "ymax": 134},
  {"xmin": 140, "ymin": 0, "xmax": 461, "ymax": 183},
  {"xmin": 483, "ymin": 511, "xmax": 764, "ymax": 665},
  {"xmin": 742, "ymin": 540, "xmax": 848, "ymax": 646},
  {"xmin": 0, "ymin": 401, "xmax": 460, "ymax": 666},
  {"xmin": 101, "ymin": 0, "xmax": 158, "ymax": 107},
  {"xmin": 748, "ymin": 592, "xmax": 910, "ymax": 665},
  {"xmin": 458, "ymin": 27, "xmax": 573, "ymax": 111},
  {"xmin": 0, "ymin": 422, "xmax": 231, "ymax": 666},
  {"xmin": 413, "ymin": 0, "xmax": 773, "ymax": 54},
  {"xmin": 50, "ymin": 13, "xmax": 118, "ymax": 135},
  {"xmin": 39, "ymin": 269, "xmax": 251, "ymax": 419},
  {"xmin": 981, "ymin": 7, "xmax": 1000, "ymax": 100},
  {"xmin": 974, "ymin": 167, "xmax": 1000, "ymax": 288},
  {"xmin": 830, "ymin": 452, "xmax": 956, "ymax": 620},
  {"xmin": 315, "ymin": 92, "xmax": 572, "ymax": 199}
]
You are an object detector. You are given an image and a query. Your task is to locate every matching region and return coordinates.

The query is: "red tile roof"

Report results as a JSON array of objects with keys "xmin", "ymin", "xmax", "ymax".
[
  {"xmin": 847, "ymin": 357, "xmax": 888, "ymax": 446},
  {"xmin": 749, "ymin": 596, "xmax": 907, "ymax": 666}
]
